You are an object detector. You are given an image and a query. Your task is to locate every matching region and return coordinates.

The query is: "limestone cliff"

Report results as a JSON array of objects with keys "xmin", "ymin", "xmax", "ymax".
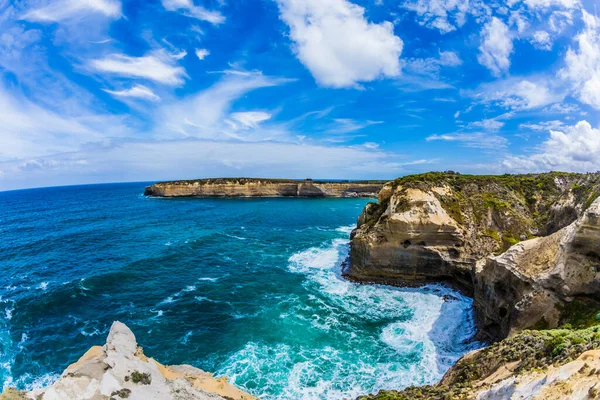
[
  {"xmin": 347, "ymin": 172, "xmax": 600, "ymax": 292},
  {"xmin": 347, "ymin": 172, "xmax": 600, "ymax": 335},
  {"xmin": 1, "ymin": 322, "xmax": 256, "ymax": 400},
  {"xmin": 475, "ymin": 196, "xmax": 600, "ymax": 338},
  {"xmin": 351, "ymin": 171, "xmax": 600, "ymax": 399},
  {"xmin": 144, "ymin": 178, "xmax": 384, "ymax": 198}
]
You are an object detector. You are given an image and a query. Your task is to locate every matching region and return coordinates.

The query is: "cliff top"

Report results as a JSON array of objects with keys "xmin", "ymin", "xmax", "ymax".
[
  {"xmin": 152, "ymin": 177, "xmax": 389, "ymax": 186},
  {"xmin": 364, "ymin": 171, "xmax": 600, "ymax": 240}
]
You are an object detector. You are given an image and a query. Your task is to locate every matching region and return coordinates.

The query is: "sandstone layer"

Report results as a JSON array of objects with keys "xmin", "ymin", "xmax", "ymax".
[
  {"xmin": 144, "ymin": 178, "xmax": 384, "ymax": 198},
  {"xmin": 347, "ymin": 172, "xmax": 600, "ymax": 338},
  {"xmin": 2, "ymin": 322, "xmax": 256, "ymax": 400}
]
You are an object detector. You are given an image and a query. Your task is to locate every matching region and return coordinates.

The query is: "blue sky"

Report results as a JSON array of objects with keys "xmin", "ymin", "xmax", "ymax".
[{"xmin": 0, "ymin": 0, "xmax": 599, "ymax": 190}]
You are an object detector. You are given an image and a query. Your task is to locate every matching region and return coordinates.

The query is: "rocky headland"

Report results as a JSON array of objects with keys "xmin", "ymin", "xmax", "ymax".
[
  {"xmin": 1, "ymin": 322, "xmax": 256, "ymax": 400},
  {"xmin": 6, "ymin": 171, "xmax": 600, "ymax": 400},
  {"xmin": 348, "ymin": 171, "xmax": 600, "ymax": 399},
  {"xmin": 144, "ymin": 178, "xmax": 384, "ymax": 198}
]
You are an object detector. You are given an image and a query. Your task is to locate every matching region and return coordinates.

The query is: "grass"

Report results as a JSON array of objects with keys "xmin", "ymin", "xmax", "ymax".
[{"xmin": 126, "ymin": 371, "xmax": 151, "ymax": 385}]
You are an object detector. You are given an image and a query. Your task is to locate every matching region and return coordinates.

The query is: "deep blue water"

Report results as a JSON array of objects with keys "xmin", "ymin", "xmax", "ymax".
[{"xmin": 0, "ymin": 183, "xmax": 479, "ymax": 399}]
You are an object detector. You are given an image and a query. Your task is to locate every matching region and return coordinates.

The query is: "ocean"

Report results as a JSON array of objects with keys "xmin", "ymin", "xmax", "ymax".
[{"xmin": 0, "ymin": 182, "xmax": 480, "ymax": 399}]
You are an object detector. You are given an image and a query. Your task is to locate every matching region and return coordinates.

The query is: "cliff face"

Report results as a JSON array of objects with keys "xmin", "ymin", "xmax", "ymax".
[
  {"xmin": 353, "ymin": 173, "xmax": 600, "ymax": 400},
  {"xmin": 475, "ymin": 197, "xmax": 600, "ymax": 338},
  {"xmin": 4, "ymin": 322, "xmax": 256, "ymax": 400},
  {"xmin": 347, "ymin": 172, "xmax": 600, "ymax": 338},
  {"xmin": 144, "ymin": 178, "xmax": 384, "ymax": 198}
]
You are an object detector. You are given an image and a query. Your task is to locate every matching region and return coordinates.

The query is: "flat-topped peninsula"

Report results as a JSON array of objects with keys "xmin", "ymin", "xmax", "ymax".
[{"xmin": 144, "ymin": 178, "xmax": 386, "ymax": 198}]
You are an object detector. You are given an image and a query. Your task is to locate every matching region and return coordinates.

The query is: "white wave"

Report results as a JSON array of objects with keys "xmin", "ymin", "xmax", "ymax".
[
  {"xmin": 217, "ymin": 339, "xmax": 453, "ymax": 400},
  {"xmin": 335, "ymin": 225, "xmax": 355, "ymax": 234},
  {"xmin": 79, "ymin": 328, "xmax": 101, "ymax": 337},
  {"xmin": 198, "ymin": 276, "xmax": 223, "ymax": 282},
  {"xmin": 37, "ymin": 282, "xmax": 49, "ymax": 291},
  {"xmin": 224, "ymin": 233, "xmax": 247, "ymax": 240},
  {"xmin": 251, "ymin": 225, "xmax": 482, "ymax": 399},
  {"xmin": 159, "ymin": 296, "xmax": 175, "ymax": 305},
  {"xmin": 180, "ymin": 331, "xmax": 193, "ymax": 345},
  {"xmin": 4, "ymin": 306, "xmax": 14, "ymax": 321}
]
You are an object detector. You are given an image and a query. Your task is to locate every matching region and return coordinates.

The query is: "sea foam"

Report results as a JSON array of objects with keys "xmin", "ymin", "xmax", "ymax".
[{"xmin": 218, "ymin": 227, "xmax": 481, "ymax": 399}]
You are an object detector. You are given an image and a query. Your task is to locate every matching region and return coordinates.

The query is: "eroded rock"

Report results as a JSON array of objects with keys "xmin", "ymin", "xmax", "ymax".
[{"xmin": 22, "ymin": 322, "xmax": 256, "ymax": 400}]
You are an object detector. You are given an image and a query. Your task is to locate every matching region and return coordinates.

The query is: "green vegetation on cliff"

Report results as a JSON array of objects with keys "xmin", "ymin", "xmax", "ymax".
[
  {"xmin": 363, "ymin": 171, "xmax": 600, "ymax": 254},
  {"xmin": 359, "ymin": 325, "xmax": 600, "ymax": 400}
]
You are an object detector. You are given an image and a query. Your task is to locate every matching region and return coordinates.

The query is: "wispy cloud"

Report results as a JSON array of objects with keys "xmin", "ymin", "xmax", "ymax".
[
  {"xmin": 466, "ymin": 77, "xmax": 564, "ymax": 110},
  {"xmin": 156, "ymin": 71, "xmax": 292, "ymax": 140},
  {"xmin": 103, "ymin": 85, "xmax": 160, "ymax": 101},
  {"xmin": 426, "ymin": 132, "xmax": 508, "ymax": 149},
  {"xmin": 89, "ymin": 51, "xmax": 187, "ymax": 85},
  {"xmin": 0, "ymin": 139, "xmax": 407, "ymax": 191},
  {"xmin": 328, "ymin": 119, "xmax": 383, "ymax": 134},
  {"xmin": 227, "ymin": 112, "xmax": 272, "ymax": 129},
  {"xmin": 23, "ymin": 0, "xmax": 122, "ymax": 22},
  {"xmin": 161, "ymin": 0, "xmax": 224, "ymax": 24}
]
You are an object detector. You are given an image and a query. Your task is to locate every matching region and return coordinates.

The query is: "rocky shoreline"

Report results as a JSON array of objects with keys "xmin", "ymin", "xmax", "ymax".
[
  {"xmin": 1, "ymin": 322, "xmax": 256, "ymax": 400},
  {"xmin": 5, "ymin": 171, "xmax": 600, "ymax": 400},
  {"xmin": 347, "ymin": 171, "xmax": 600, "ymax": 399},
  {"xmin": 144, "ymin": 178, "xmax": 384, "ymax": 198}
]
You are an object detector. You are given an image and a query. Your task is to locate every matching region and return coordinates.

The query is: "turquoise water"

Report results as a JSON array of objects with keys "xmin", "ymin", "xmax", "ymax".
[{"xmin": 0, "ymin": 183, "xmax": 480, "ymax": 399}]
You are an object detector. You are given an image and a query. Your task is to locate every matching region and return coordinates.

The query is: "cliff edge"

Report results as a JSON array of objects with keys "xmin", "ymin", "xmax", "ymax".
[
  {"xmin": 144, "ymin": 178, "xmax": 385, "ymax": 198},
  {"xmin": 347, "ymin": 171, "xmax": 600, "ymax": 339},
  {"xmin": 1, "ymin": 322, "xmax": 256, "ymax": 400},
  {"xmin": 351, "ymin": 171, "xmax": 600, "ymax": 400}
]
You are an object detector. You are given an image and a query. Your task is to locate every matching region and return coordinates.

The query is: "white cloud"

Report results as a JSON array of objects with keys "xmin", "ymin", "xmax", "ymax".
[
  {"xmin": 23, "ymin": 0, "xmax": 121, "ymax": 22},
  {"xmin": 401, "ymin": 0, "xmax": 486, "ymax": 34},
  {"xmin": 542, "ymin": 102, "xmax": 581, "ymax": 114},
  {"xmin": 171, "ymin": 50, "xmax": 187, "ymax": 60},
  {"xmin": 276, "ymin": 0, "xmax": 402, "ymax": 88},
  {"xmin": 90, "ymin": 51, "xmax": 187, "ymax": 85},
  {"xmin": 195, "ymin": 48, "xmax": 210, "ymax": 60},
  {"xmin": 0, "ymin": 85, "xmax": 125, "ymax": 161},
  {"xmin": 549, "ymin": 10, "xmax": 574, "ymax": 33},
  {"xmin": 468, "ymin": 77, "xmax": 564, "ymax": 110},
  {"xmin": 519, "ymin": 120, "xmax": 565, "ymax": 131},
  {"xmin": 519, "ymin": 0, "xmax": 579, "ymax": 9},
  {"xmin": 560, "ymin": 11, "xmax": 600, "ymax": 109},
  {"xmin": 531, "ymin": 30, "xmax": 552, "ymax": 50},
  {"xmin": 503, "ymin": 120, "xmax": 600, "ymax": 172},
  {"xmin": 0, "ymin": 139, "xmax": 407, "ymax": 191},
  {"xmin": 426, "ymin": 132, "xmax": 508, "ymax": 149},
  {"xmin": 161, "ymin": 0, "xmax": 224, "ymax": 24},
  {"xmin": 156, "ymin": 71, "xmax": 291, "ymax": 140},
  {"xmin": 103, "ymin": 85, "xmax": 160, "ymax": 101},
  {"xmin": 468, "ymin": 118, "xmax": 505, "ymax": 131},
  {"xmin": 328, "ymin": 119, "xmax": 383, "ymax": 134},
  {"xmin": 478, "ymin": 17, "xmax": 513, "ymax": 77},
  {"xmin": 439, "ymin": 51, "xmax": 462, "ymax": 66},
  {"xmin": 228, "ymin": 111, "xmax": 272, "ymax": 129}
]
